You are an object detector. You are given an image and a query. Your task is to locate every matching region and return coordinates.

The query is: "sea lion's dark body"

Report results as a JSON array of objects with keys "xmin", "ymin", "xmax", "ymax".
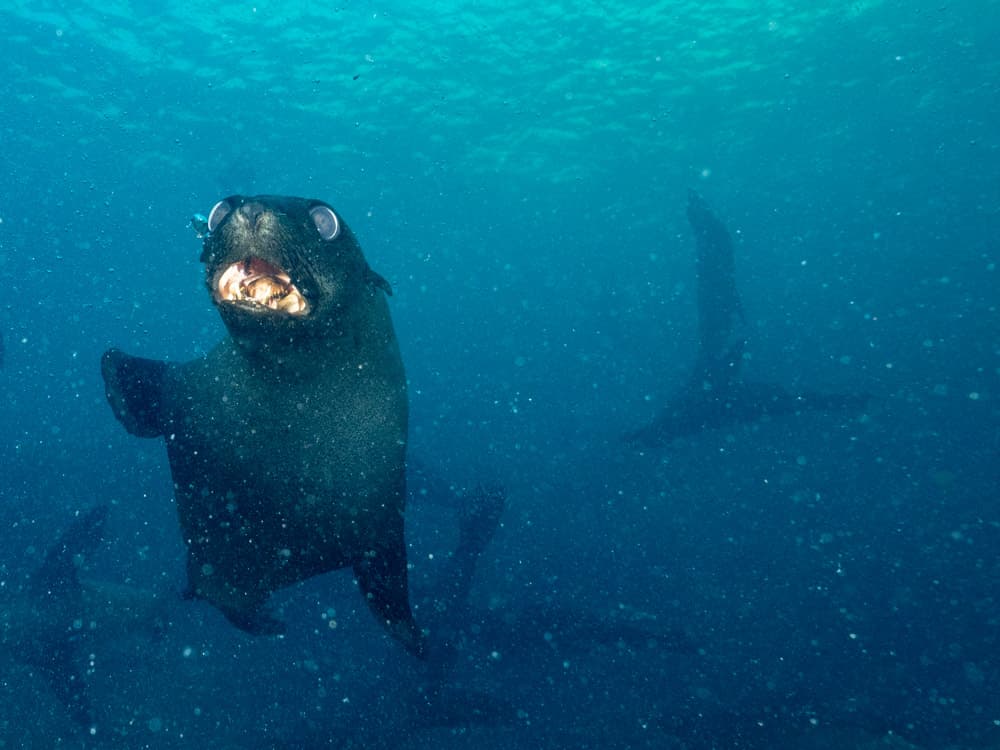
[
  {"xmin": 161, "ymin": 333, "xmax": 406, "ymax": 620},
  {"xmin": 102, "ymin": 195, "xmax": 422, "ymax": 654}
]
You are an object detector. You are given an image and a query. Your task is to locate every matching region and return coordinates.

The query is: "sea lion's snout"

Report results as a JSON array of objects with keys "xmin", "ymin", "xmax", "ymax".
[
  {"xmin": 200, "ymin": 195, "xmax": 386, "ymax": 334},
  {"xmin": 202, "ymin": 196, "xmax": 320, "ymax": 318},
  {"xmin": 236, "ymin": 200, "xmax": 268, "ymax": 229}
]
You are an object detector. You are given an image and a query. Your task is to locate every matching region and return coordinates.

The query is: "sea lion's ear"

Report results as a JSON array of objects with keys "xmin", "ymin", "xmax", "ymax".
[{"xmin": 366, "ymin": 267, "xmax": 393, "ymax": 297}]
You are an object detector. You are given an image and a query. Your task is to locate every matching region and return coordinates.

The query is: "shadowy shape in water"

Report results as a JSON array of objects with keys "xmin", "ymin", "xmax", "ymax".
[
  {"xmin": 1, "ymin": 506, "xmax": 169, "ymax": 728},
  {"xmin": 441, "ymin": 481, "xmax": 507, "ymax": 614},
  {"xmin": 412, "ymin": 471, "xmax": 508, "ymax": 655},
  {"xmin": 2, "ymin": 506, "xmax": 107, "ymax": 725},
  {"xmin": 626, "ymin": 191, "xmax": 867, "ymax": 447}
]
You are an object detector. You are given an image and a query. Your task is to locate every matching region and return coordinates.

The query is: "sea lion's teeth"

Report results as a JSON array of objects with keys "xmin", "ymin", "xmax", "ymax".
[
  {"xmin": 218, "ymin": 265, "xmax": 243, "ymax": 299},
  {"xmin": 242, "ymin": 276, "xmax": 285, "ymax": 304},
  {"xmin": 276, "ymin": 292, "xmax": 304, "ymax": 313},
  {"xmin": 250, "ymin": 285, "xmax": 271, "ymax": 303},
  {"xmin": 216, "ymin": 261, "xmax": 307, "ymax": 315}
]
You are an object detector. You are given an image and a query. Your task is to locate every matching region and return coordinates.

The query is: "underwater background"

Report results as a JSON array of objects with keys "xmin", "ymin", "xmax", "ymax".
[{"xmin": 1, "ymin": 0, "xmax": 998, "ymax": 747}]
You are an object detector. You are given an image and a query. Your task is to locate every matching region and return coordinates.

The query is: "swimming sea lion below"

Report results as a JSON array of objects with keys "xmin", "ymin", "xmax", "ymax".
[
  {"xmin": 101, "ymin": 195, "xmax": 423, "ymax": 656},
  {"xmin": 626, "ymin": 191, "xmax": 868, "ymax": 446}
]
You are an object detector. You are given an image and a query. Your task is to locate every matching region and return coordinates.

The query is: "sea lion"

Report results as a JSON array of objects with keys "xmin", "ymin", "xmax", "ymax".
[
  {"xmin": 101, "ymin": 195, "xmax": 423, "ymax": 656},
  {"xmin": 626, "ymin": 191, "xmax": 868, "ymax": 446}
]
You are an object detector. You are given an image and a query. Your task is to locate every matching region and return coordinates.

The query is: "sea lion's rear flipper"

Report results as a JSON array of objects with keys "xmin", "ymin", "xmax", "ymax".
[
  {"xmin": 27, "ymin": 507, "xmax": 107, "ymax": 726},
  {"xmin": 101, "ymin": 348, "xmax": 173, "ymax": 438},
  {"xmin": 436, "ymin": 483, "xmax": 506, "ymax": 617},
  {"xmin": 32, "ymin": 643, "xmax": 94, "ymax": 726},
  {"xmin": 354, "ymin": 532, "xmax": 426, "ymax": 658},
  {"xmin": 32, "ymin": 505, "xmax": 108, "ymax": 595},
  {"xmin": 687, "ymin": 190, "xmax": 747, "ymax": 388},
  {"xmin": 456, "ymin": 483, "xmax": 506, "ymax": 557}
]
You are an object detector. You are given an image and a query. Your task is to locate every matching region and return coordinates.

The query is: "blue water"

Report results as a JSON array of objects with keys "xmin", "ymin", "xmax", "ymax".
[{"xmin": 1, "ymin": 0, "xmax": 998, "ymax": 747}]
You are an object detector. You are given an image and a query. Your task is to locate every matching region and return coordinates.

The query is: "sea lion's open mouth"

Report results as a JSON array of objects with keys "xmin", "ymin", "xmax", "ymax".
[{"xmin": 216, "ymin": 258, "xmax": 310, "ymax": 315}]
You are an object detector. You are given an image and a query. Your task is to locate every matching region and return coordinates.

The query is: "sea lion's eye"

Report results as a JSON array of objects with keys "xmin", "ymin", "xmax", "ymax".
[
  {"xmin": 207, "ymin": 200, "xmax": 232, "ymax": 233},
  {"xmin": 310, "ymin": 205, "xmax": 340, "ymax": 241}
]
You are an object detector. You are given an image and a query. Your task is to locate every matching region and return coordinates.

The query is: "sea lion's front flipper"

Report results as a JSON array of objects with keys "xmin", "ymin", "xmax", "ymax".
[
  {"xmin": 354, "ymin": 531, "xmax": 425, "ymax": 658},
  {"xmin": 100, "ymin": 348, "xmax": 173, "ymax": 438},
  {"xmin": 687, "ymin": 190, "xmax": 747, "ymax": 388}
]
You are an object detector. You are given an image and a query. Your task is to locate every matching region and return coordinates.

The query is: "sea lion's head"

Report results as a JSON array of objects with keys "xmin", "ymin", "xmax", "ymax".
[{"xmin": 196, "ymin": 194, "xmax": 391, "ymax": 346}]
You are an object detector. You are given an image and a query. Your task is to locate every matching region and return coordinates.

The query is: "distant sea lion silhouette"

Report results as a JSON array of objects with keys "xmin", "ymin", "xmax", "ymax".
[
  {"xmin": 2, "ymin": 506, "xmax": 107, "ymax": 725},
  {"xmin": 2, "ymin": 505, "xmax": 169, "ymax": 727},
  {"xmin": 101, "ymin": 195, "xmax": 423, "ymax": 656},
  {"xmin": 627, "ymin": 191, "xmax": 867, "ymax": 446}
]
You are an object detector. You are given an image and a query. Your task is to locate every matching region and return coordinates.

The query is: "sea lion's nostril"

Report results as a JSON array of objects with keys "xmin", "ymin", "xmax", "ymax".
[{"xmin": 239, "ymin": 201, "xmax": 267, "ymax": 228}]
